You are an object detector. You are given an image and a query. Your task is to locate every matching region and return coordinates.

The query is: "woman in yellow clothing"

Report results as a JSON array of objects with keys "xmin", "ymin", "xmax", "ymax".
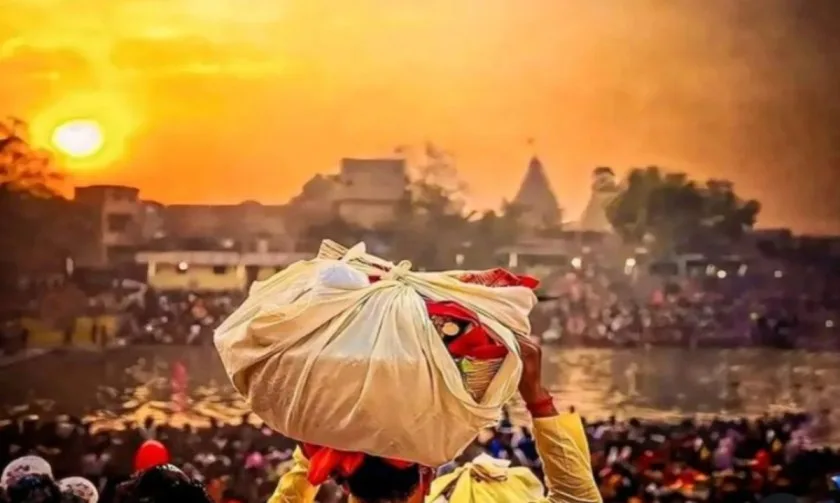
[{"xmin": 268, "ymin": 337, "xmax": 602, "ymax": 503}]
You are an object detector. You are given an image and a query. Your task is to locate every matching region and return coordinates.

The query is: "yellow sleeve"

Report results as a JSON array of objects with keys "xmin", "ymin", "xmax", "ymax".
[
  {"xmin": 267, "ymin": 447, "xmax": 320, "ymax": 503},
  {"xmin": 532, "ymin": 413, "xmax": 602, "ymax": 503}
]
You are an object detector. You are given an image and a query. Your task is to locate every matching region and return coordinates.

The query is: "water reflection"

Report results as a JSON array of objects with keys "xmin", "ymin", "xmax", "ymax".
[{"xmin": 1, "ymin": 347, "xmax": 838, "ymax": 441}]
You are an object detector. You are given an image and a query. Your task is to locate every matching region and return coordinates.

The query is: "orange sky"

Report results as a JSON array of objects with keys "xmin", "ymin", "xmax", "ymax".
[{"xmin": 1, "ymin": 0, "xmax": 839, "ymax": 234}]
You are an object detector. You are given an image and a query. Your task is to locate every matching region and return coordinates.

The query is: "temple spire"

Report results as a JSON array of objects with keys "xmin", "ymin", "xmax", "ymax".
[
  {"xmin": 573, "ymin": 167, "xmax": 618, "ymax": 233},
  {"xmin": 512, "ymin": 155, "xmax": 561, "ymax": 228}
]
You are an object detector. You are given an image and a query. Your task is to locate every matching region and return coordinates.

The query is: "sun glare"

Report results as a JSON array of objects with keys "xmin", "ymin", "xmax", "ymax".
[{"xmin": 51, "ymin": 119, "xmax": 105, "ymax": 159}]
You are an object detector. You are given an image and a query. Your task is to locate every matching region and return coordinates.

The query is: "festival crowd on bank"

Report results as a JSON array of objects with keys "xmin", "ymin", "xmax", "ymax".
[
  {"xmin": 1, "ymin": 263, "xmax": 835, "ymax": 354},
  {"xmin": 2, "ymin": 252, "xmax": 838, "ymax": 354},
  {"xmin": 1, "ymin": 254, "xmax": 839, "ymax": 501},
  {"xmin": 1, "ymin": 408, "xmax": 839, "ymax": 502}
]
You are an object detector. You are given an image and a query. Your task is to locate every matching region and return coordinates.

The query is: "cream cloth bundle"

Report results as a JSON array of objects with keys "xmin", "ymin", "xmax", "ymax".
[{"xmin": 214, "ymin": 240, "xmax": 537, "ymax": 466}]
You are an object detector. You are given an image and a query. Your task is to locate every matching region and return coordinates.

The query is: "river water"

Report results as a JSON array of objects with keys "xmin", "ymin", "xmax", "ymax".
[{"xmin": 1, "ymin": 346, "xmax": 838, "ymax": 441}]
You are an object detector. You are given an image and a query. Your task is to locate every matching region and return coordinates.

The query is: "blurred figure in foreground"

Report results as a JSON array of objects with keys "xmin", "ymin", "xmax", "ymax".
[
  {"xmin": 113, "ymin": 465, "xmax": 212, "ymax": 503},
  {"xmin": 0, "ymin": 455, "xmax": 97, "ymax": 503},
  {"xmin": 268, "ymin": 336, "xmax": 602, "ymax": 502}
]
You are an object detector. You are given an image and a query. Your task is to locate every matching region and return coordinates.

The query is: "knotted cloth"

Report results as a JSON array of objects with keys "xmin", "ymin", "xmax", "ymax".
[{"xmin": 214, "ymin": 240, "xmax": 538, "ymax": 466}]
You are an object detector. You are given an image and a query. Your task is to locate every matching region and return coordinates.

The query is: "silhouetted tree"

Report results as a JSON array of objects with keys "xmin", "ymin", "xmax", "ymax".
[
  {"xmin": 383, "ymin": 153, "xmax": 471, "ymax": 269},
  {"xmin": 0, "ymin": 117, "xmax": 86, "ymax": 285},
  {"xmin": 0, "ymin": 117, "xmax": 60, "ymax": 194},
  {"xmin": 607, "ymin": 166, "xmax": 760, "ymax": 255},
  {"xmin": 303, "ymin": 144, "xmax": 524, "ymax": 269},
  {"xmin": 462, "ymin": 201, "xmax": 525, "ymax": 269},
  {"xmin": 302, "ymin": 216, "xmax": 368, "ymax": 252},
  {"xmin": 382, "ymin": 145, "xmax": 523, "ymax": 269}
]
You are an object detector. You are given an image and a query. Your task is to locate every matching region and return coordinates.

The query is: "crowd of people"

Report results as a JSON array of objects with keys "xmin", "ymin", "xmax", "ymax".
[
  {"xmin": 63, "ymin": 257, "xmax": 840, "ymax": 352},
  {"xmin": 115, "ymin": 290, "xmax": 242, "ymax": 347},
  {"xmin": 2, "ymin": 254, "xmax": 839, "ymax": 502},
  {"xmin": 2, "ymin": 253, "xmax": 838, "ymax": 354},
  {"xmin": 532, "ymin": 258, "xmax": 839, "ymax": 349},
  {"xmin": 2, "ymin": 407, "xmax": 839, "ymax": 502}
]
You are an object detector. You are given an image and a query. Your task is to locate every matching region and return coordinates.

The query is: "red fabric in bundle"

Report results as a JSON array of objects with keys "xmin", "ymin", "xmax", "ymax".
[
  {"xmin": 426, "ymin": 300, "xmax": 507, "ymax": 359},
  {"xmin": 455, "ymin": 268, "xmax": 540, "ymax": 290},
  {"xmin": 432, "ymin": 269, "xmax": 538, "ymax": 359},
  {"xmin": 301, "ymin": 444, "xmax": 413, "ymax": 485},
  {"xmin": 303, "ymin": 268, "xmax": 537, "ymax": 484}
]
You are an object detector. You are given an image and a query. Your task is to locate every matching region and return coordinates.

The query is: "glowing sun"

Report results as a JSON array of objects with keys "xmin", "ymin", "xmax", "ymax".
[{"xmin": 51, "ymin": 119, "xmax": 104, "ymax": 159}]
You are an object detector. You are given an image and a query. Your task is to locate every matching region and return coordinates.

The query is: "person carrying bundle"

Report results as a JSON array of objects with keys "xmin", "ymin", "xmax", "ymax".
[
  {"xmin": 214, "ymin": 240, "xmax": 600, "ymax": 503},
  {"xmin": 268, "ymin": 335, "xmax": 602, "ymax": 503}
]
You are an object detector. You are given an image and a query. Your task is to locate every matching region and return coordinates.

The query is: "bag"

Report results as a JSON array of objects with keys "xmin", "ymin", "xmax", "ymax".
[
  {"xmin": 214, "ymin": 240, "xmax": 537, "ymax": 466},
  {"xmin": 428, "ymin": 454, "xmax": 545, "ymax": 502}
]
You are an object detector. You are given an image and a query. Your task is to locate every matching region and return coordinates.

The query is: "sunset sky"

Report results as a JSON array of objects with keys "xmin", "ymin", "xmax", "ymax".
[{"xmin": 1, "ymin": 0, "xmax": 839, "ymax": 234}]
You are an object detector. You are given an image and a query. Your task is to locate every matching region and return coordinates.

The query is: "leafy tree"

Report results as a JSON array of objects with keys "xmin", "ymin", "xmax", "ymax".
[
  {"xmin": 300, "ymin": 215, "xmax": 369, "ymax": 253},
  {"xmin": 300, "ymin": 143, "xmax": 524, "ymax": 269},
  {"xmin": 382, "ymin": 154, "xmax": 472, "ymax": 269},
  {"xmin": 0, "ymin": 117, "xmax": 60, "ymax": 195},
  {"xmin": 384, "ymin": 145, "xmax": 526, "ymax": 270},
  {"xmin": 0, "ymin": 117, "xmax": 85, "ymax": 283},
  {"xmin": 607, "ymin": 166, "xmax": 761, "ymax": 255},
  {"xmin": 463, "ymin": 201, "xmax": 525, "ymax": 269}
]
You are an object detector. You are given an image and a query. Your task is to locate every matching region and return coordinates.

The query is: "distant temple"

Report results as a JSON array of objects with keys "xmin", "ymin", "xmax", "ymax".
[
  {"xmin": 512, "ymin": 156, "xmax": 561, "ymax": 230},
  {"xmin": 568, "ymin": 167, "xmax": 618, "ymax": 233}
]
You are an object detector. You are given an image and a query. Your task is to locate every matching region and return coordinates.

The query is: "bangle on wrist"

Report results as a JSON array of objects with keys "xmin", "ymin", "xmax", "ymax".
[{"xmin": 525, "ymin": 395, "xmax": 555, "ymax": 416}]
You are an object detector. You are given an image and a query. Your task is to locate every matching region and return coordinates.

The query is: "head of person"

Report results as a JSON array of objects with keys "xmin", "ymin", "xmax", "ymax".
[
  {"xmin": 343, "ymin": 458, "xmax": 428, "ymax": 503},
  {"xmin": 114, "ymin": 464, "xmax": 212, "ymax": 503},
  {"xmin": 4, "ymin": 474, "xmax": 62, "ymax": 503},
  {"xmin": 303, "ymin": 445, "xmax": 431, "ymax": 503},
  {"xmin": 1, "ymin": 456, "xmax": 98, "ymax": 503}
]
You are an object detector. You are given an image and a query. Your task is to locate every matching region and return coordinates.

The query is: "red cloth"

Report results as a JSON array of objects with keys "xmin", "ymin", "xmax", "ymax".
[
  {"xmin": 426, "ymin": 300, "xmax": 507, "ymax": 359},
  {"xmin": 429, "ymin": 268, "xmax": 538, "ymax": 359},
  {"xmin": 455, "ymin": 268, "xmax": 539, "ymax": 290},
  {"xmin": 370, "ymin": 267, "xmax": 538, "ymax": 290},
  {"xmin": 305, "ymin": 268, "xmax": 535, "ymax": 487},
  {"xmin": 171, "ymin": 361, "xmax": 188, "ymax": 413},
  {"xmin": 754, "ymin": 449, "xmax": 770, "ymax": 472},
  {"xmin": 301, "ymin": 444, "xmax": 413, "ymax": 485}
]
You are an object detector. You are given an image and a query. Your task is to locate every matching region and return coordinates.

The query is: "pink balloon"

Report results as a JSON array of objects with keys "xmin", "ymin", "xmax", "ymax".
[{"xmin": 134, "ymin": 440, "xmax": 170, "ymax": 472}]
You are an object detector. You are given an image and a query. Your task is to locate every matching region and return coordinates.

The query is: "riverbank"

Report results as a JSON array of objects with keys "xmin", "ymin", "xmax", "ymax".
[{"xmin": 0, "ymin": 347, "xmax": 54, "ymax": 368}]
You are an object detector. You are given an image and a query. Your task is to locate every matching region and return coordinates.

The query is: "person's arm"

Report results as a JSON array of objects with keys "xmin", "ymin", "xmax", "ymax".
[
  {"xmin": 531, "ymin": 408, "xmax": 602, "ymax": 502},
  {"xmin": 267, "ymin": 447, "xmax": 320, "ymax": 503},
  {"xmin": 517, "ymin": 336, "xmax": 601, "ymax": 503}
]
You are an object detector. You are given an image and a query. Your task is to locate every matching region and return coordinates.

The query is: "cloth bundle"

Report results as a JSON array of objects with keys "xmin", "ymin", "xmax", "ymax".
[
  {"xmin": 214, "ymin": 240, "xmax": 538, "ymax": 466},
  {"xmin": 428, "ymin": 454, "xmax": 545, "ymax": 502},
  {"xmin": 423, "ymin": 269, "xmax": 538, "ymax": 401}
]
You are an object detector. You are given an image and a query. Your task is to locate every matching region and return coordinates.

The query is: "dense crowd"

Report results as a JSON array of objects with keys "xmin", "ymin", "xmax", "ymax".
[
  {"xmin": 2, "ymin": 256, "xmax": 839, "ymax": 501},
  {"xmin": 532, "ymin": 258, "xmax": 839, "ymax": 349},
  {"xmin": 2, "ymin": 254, "xmax": 838, "ymax": 354},
  {"xmin": 1, "ymin": 408, "xmax": 839, "ymax": 502},
  {"xmin": 115, "ymin": 290, "xmax": 242, "ymax": 346}
]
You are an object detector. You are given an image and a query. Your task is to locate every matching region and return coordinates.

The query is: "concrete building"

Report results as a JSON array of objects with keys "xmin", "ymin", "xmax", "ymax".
[
  {"xmin": 74, "ymin": 185, "xmax": 144, "ymax": 267},
  {"xmin": 291, "ymin": 157, "xmax": 408, "ymax": 230},
  {"xmin": 74, "ymin": 157, "xmax": 408, "ymax": 272},
  {"xmin": 162, "ymin": 201, "xmax": 292, "ymax": 252},
  {"xmin": 335, "ymin": 158, "xmax": 407, "ymax": 228},
  {"xmin": 134, "ymin": 250, "xmax": 309, "ymax": 291}
]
